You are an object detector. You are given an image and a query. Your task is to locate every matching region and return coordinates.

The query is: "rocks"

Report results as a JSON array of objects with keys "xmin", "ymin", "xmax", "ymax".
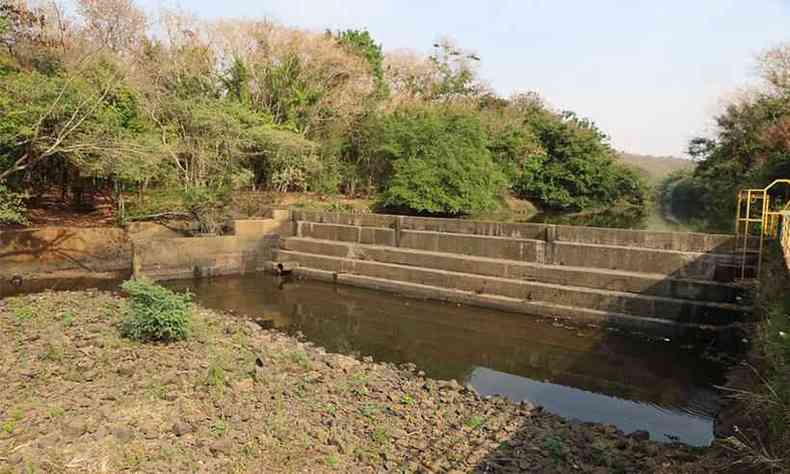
[
  {"xmin": 111, "ymin": 426, "xmax": 134, "ymax": 443},
  {"xmin": 208, "ymin": 439, "xmax": 233, "ymax": 455},
  {"xmin": 0, "ymin": 290, "xmax": 706, "ymax": 473},
  {"xmin": 324, "ymin": 354, "xmax": 359, "ymax": 372},
  {"xmin": 116, "ymin": 364, "xmax": 135, "ymax": 377},
  {"xmin": 462, "ymin": 383, "xmax": 480, "ymax": 399},
  {"xmin": 233, "ymin": 378, "xmax": 254, "ymax": 393},
  {"xmin": 61, "ymin": 421, "xmax": 86, "ymax": 438},
  {"xmin": 172, "ymin": 422, "xmax": 194, "ymax": 437},
  {"xmin": 437, "ymin": 379, "xmax": 460, "ymax": 391},
  {"xmin": 244, "ymin": 320, "xmax": 261, "ymax": 333},
  {"xmin": 628, "ymin": 429, "xmax": 650, "ymax": 441}
]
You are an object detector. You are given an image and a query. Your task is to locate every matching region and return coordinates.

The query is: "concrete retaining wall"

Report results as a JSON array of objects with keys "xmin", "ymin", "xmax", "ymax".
[
  {"xmin": 294, "ymin": 219, "xmax": 741, "ymax": 281},
  {"xmin": 1, "ymin": 217, "xmax": 288, "ymax": 288},
  {"xmin": 1, "ymin": 227, "xmax": 132, "ymax": 276},
  {"xmin": 133, "ymin": 219, "xmax": 286, "ymax": 280},
  {"xmin": 291, "ymin": 209, "xmax": 737, "ymax": 253}
]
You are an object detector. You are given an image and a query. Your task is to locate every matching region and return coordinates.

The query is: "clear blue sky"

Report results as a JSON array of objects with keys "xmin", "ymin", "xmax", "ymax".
[{"xmin": 137, "ymin": 0, "xmax": 790, "ymax": 157}]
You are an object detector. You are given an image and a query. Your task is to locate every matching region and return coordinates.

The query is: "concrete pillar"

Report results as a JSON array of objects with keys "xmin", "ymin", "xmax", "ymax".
[
  {"xmin": 395, "ymin": 217, "xmax": 403, "ymax": 248},
  {"xmin": 544, "ymin": 225, "xmax": 557, "ymax": 265}
]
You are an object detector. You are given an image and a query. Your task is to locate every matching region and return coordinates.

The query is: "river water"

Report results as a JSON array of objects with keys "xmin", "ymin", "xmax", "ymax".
[{"xmin": 164, "ymin": 272, "xmax": 730, "ymax": 447}]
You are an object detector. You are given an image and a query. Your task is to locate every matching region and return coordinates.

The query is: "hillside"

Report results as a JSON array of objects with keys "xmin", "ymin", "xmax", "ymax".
[{"xmin": 617, "ymin": 152, "xmax": 694, "ymax": 184}]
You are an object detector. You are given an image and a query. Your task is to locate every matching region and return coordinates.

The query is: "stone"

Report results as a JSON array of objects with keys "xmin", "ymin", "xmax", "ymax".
[
  {"xmin": 62, "ymin": 421, "xmax": 86, "ymax": 438},
  {"xmin": 438, "ymin": 379, "xmax": 460, "ymax": 391},
  {"xmin": 233, "ymin": 378, "xmax": 254, "ymax": 393},
  {"xmin": 325, "ymin": 354, "xmax": 359, "ymax": 371},
  {"xmin": 628, "ymin": 430, "xmax": 650, "ymax": 441},
  {"xmin": 244, "ymin": 321, "xmax": 260, "ymax": 333},
  {"xmin": 209, "ymin": 439, "xmax": 233, "ymax": 455},
  {"xmin": 117, "ymin": 365, "xmax": 134, "ymax": 377},
  {"xmin": 172, "ymin": 422, "xmax": 194, "ymax": 437},
  {"xmin": 112, "ymin": 427, "xmax": 135, "ymax": 443}
]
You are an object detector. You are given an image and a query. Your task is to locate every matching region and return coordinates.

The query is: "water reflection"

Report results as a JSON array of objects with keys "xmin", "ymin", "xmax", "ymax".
[
  {"xmin": 469, "ymin": 367, "xmax": 716, "ymax": 445},
  {"xmin": 165, "ymin": 272, "xmax": 726, "ymax": 446}
]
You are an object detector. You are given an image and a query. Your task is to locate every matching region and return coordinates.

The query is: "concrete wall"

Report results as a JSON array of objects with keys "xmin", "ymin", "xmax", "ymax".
[
  {"xmin": 0, "ymin": 227, "xmax": 132, "ymax": 276},
  {"xmin": 1, "ymin": 217, "xmax": 289, "ymax": 288},
  {"xmin": 294, "ymin": 219, "xmax": 740, "ymax": 281},
  {"xmin": 291, "ymin": 209, "xmax": 737, "ymax": 253},
  {"xmin": 133, "ymin": 219, "xmax": 287, "ymax": 280}
]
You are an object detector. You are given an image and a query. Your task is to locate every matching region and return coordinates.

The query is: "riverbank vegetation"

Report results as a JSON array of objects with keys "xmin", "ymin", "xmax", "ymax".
[
  {"xmin": 669, "ymin": 41, "xmax": 790, "ymax": 472},
  {"xmin": 662, "ymin": 42, "xmax": 790, "ymax": 232},
  {"xmin": 719, "ymin": 247, "xmax": 790, "ymax": 473},
  {"xmin": 0, "ymin": 0, "xmax": 647, "ymax": 228}
]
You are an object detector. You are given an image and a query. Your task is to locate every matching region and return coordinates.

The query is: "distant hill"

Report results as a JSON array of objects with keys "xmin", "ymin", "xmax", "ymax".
[{"xmin": 616, "ymin": 152, "xmax": 695, "ymax": 184}]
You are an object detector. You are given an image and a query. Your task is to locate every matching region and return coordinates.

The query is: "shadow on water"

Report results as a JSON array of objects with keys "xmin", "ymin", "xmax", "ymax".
[
  {"xmin": 467, "ymin": 236, "xmax": 751, "ymax": 470},
  {"xmin": 164, "ymin": 272, "xmax": 736, "ymax": 448}
]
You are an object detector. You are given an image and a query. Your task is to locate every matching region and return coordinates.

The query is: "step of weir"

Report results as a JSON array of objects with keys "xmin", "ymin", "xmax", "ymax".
[
  {"xmin": 275, "ymin": 249, "xmax": 750, "ymax": 325},
  {"xmin": 291, "ymin": 209, "xmax": 743, "ymax": 253},
  {"xmin": 280, "ymin": 237, "xmax": 745, "ymax": 304},
  {"xmin": 266, "ymin": 264, "xmax": 735, "ymax": 335},
  {"xmin": 294, "ymin": 221, "xmax": 749, "ymax": 281}
]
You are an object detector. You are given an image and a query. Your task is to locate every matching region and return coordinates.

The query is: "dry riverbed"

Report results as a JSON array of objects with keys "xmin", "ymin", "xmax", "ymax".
[{"xmin": 0, "ymin": 290, "xmax": 712, "ymax": 473}]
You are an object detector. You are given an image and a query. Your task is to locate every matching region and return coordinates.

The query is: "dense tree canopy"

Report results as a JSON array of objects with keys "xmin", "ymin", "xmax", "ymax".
[{"xmin": 0, "ymin": 0, "xmax": 648, "ymax": 224}]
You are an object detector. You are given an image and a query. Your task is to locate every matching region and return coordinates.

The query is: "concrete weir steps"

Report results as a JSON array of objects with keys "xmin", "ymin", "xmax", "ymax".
[
  {"xmin": 295, "ymin": 220, "xmax": 753, "ymax": 281},
  {"xmin": 275, "ymin": 248, "xmax": 749, "ymax": 325},
  {"xmin": 267, "ymin": 265, "xmax": 728, "ymax": 334},
  {"xmin": 280, "ymin": 237, "xmax": 744, "ymax": 305},
  {"xmin": 269, "ymin": 211, "xmax": 753, "ymax": 329}
]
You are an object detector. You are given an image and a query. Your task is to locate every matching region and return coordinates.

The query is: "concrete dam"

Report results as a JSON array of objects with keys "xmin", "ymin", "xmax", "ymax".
[
  {"xmin": 271, "ymin": 210, "xmax": 751, "ymax": 332},
  {"xmin": 14, "ymin": 208, "xmax": 746, "ymax": 332}
]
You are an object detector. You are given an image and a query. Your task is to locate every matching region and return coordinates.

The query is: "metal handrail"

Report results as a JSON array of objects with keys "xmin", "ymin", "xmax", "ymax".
[{"xmin": 736, "ymin": 179, "xmax": 790, "ymax": 278}]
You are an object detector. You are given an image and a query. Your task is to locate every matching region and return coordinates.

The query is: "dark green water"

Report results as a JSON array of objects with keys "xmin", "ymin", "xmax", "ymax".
[{"xmin": 163, "ymin": 272, "xmax": 730, "ymax": 447}]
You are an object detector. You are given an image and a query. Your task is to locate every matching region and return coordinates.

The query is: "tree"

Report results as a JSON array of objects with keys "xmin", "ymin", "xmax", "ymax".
[
  {"xmin": 334, "ymin": 28, "xmax": 387, "ymax": 98},
  {"xmin": 685, "ymin": 42, "xmax": 790, "ymax": 229},
  {"xmin": 76, "ymin": 0, "xmax": 146, "ymax": 54},
  {"xmin": 366, "ymin": 105, "xmax": 505, "ymax": 215}
]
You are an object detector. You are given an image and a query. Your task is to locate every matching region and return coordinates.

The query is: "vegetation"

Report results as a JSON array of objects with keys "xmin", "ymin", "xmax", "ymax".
[
  {"xmin": 669, "ymin": 42, "xmax": 790, "ymax": 231},
  {"xmin": 361, "ymin": 106, "xmax": 505, "ymax": 215},
  {"xmin": 120, "ymin": 278, "xmax": 192, "ymax": 343},
  {"xmin": 0, "ymin": 0, "xmax": 648, "ymax": 225},
  {"xmin": 725, "ymin": 246, "xmax": 790, "ymax": 473},
  {"xmin": 0, "ymin": 183, "xmax": 27, "ymax": 224}
]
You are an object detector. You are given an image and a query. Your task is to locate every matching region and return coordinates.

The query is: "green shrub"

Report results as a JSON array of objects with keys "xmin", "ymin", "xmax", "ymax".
[
  {"xmin": 0, "ymin": 184, "xmax": 27, "ymax": 225},
  {"xmin": 120, "ymin": 279, "xmax": 192, "ymax": 343},
  {"xmin": 512, "ymin": 112, "xmax": 648, "ymax": 212},
  {"xmin": 366, "ymin": 106, "xmax": 505, "ymax": 215}
]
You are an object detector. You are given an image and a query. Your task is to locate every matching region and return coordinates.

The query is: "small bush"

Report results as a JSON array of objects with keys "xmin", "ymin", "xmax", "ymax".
[{"xmin": 120, "ymin": 279, "xmax": 192, "ymax": 343}]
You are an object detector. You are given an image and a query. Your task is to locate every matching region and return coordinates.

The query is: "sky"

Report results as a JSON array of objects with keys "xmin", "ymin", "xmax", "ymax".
[{"xmin": 134, "ymin": 0, "xmax": 790, "ymax": 157}]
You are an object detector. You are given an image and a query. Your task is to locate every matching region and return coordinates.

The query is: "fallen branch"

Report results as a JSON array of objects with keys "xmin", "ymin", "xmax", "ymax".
[{"xmin": 126, "ymin": 211, "xmax": 192, "ymax": 222}]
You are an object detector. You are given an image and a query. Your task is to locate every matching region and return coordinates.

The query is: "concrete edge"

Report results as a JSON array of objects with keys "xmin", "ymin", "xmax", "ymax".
[{"xmin": 268, "ymin": 263, "xmax": 732, "ymax": 337}]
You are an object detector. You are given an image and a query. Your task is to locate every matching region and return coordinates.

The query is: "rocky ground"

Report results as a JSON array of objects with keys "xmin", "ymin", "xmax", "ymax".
[{"xmin": 0, "ymin": 290, "xmax": 719, "ymax": 473}]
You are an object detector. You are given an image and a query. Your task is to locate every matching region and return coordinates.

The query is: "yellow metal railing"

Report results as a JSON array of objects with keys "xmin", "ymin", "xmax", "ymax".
[
  {"xmin": 781, "ymin": 212, "xmax": 790, "ymax": 270},
  {"xmin": 736, "ymin": 179, "xmax": 790, "ymax": 277}
]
